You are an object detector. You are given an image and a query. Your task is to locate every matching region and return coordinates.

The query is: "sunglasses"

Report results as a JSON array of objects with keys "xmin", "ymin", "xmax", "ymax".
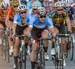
[
  {"xmin": 33, "ymin": 9, "xmax": 37, "ymax": 10},
  {"xmin": 39, "ymin": 15, "xmax": 46, "ymax": 18},
  {"xmin": 66, "ymin": 7, "xmax": 70, "ymax": 8},
  {"xmin": 21, "ymin": 11, "xmax": 26, "ymax": 14},
  {"xmin": 57, "ymin": 9, "xmax": 63, "ymax": 11}
]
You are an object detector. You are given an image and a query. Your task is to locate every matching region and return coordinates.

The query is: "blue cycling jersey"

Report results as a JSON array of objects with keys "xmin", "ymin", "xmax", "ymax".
[
  {"xmin": 13, "ymin": 13, "xmax": 29, "ymax": 26},
  {"xmin": 26, "ymin": 13, "xmax": 31, "ymax": 23},
  {"xmin": 29, "ymin": 15, "xmax": 54, "ymax": 29}
]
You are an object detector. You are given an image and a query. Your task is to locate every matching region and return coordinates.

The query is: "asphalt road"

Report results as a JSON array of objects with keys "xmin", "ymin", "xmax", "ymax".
[{"xmin": 0, "ymin": 42, "xmax": 75, "ymax": 69}]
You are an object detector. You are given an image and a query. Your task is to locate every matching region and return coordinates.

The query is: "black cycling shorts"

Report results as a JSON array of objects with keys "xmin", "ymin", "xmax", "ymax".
[
  {"xmin": 16, "ymin": 24, "xmax": 28, "ymax": 35},
  {"xmin": 31, "ymin": 26, "xmax": 47, "ymax": 40}
]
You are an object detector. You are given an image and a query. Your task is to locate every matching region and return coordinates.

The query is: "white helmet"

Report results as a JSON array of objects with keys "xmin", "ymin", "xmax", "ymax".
[
  {"xmin": 65, "ymin": 2, "xmax": 71, "ymax": 7},
  {"xmin": 55, "ymin": 1, "xmax": 65, "ymax": 7},
  {"xmin": 38, "ymin": 7, "xmax": 46, "ymax": 15},
  {"xmin": 32, "ymin": 2, "xmax": 41, "ymax": 9},
  {"xmin": 17, "ymin": 4, "xmax": 26, "ymax": 11}
]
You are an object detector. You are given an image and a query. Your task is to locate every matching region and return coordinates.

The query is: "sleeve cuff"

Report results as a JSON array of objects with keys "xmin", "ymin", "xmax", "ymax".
[
  {"xmin": 13, "ymin": 21, "xmax": 19, "ymax": 24},
  {"xmin": 29, "ymin": 25, "xmax": 33, "ymax": 28},
  {"xmin": 48, "ymin": 26, "xmax": 54, "ymax": 28}
]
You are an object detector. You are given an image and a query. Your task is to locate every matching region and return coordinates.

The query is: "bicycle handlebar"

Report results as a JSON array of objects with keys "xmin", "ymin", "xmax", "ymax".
[
  {"xmin": 38, "ymin": 38, "xmax": 52, "ymax": 41},
  {"xmin": 14, "ymin": 35, "xmax": 27, "ymax": 37},
  {"xmin": 14, "ymin": 33, "xmax": 71, "ymax": 41},
  {"xmin": 56, "ymin": 34, "xmax": 70, "ymax": 37}
]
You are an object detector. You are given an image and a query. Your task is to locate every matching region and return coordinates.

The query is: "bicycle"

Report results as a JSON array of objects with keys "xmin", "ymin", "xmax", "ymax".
[
  {"xmin": 67, "ymin": 33, "xmax": 74, "ymax": 61},
  {"xmin": 0, "ymin": 28, "xmax": 10, "ymax": 63},
  {"xmin": 35, "ymin": 37, "xmax": 51, "ymax": 69},
  {"xmin": 14, "ymin": 35, "xmax": 30, "ymax": 69},
  {"xmin": 53, "ymin": 34, "xmax": 71, "ymax": 69},
  {"xmin": 0, "ymin": 28, "xmax": 4, "ymax": 56}
]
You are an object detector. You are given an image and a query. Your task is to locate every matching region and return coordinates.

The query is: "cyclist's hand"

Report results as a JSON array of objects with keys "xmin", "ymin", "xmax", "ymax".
[{"xmin": 67, "ymin": 31, "xmax": 72, "ymax": 34}]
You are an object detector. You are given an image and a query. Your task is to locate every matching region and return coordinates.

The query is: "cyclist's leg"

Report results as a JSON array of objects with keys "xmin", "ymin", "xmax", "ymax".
[
  {"xmin": 8, "ymin": 37, "xmax": 14, "ymax": 55},
  {"xmin": 13, "ymin": 37, "xmax": 21, "ymax": 68},
  {"xmin": 60, "ymin": 25, "xmax": 67, "ymax": 54},
  {"xmin": 13, "ymin": 25, "xmax": 22, "ymax": 68},
  {"xmin": 23, "ymin": 28, "xmax": 31, "ymax": 55},
  {"xmin": 30, "ymin": 40, "xmax": 39, "ymax": 69},
  {"xmin": 8, "ymin": 20, "xmax": 14, "ymax": 56},
  {"xmin": 0, "ymin": 24, "xmax": 4, "ymax": 46},
  {"xmin": 41, "ymin": 29, "xmax": 49, "ymax": 60},
  {"xmin": 51, "ymin": 27, "xmax": 59, "ymax": 56},
  {"xmin": 30, "ymin": 28, "xmax": 41, "ymax": 69}
]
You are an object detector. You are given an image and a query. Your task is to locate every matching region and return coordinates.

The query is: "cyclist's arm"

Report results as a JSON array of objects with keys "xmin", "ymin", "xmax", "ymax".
[
  {"xmin": 65, "ymin": 17, "xmax": 72, "ymax": 32},
  {"xmin": 5, "ymin": 16, "xmax": 9, "ymax": 27},
  {"xmin": 13, "ymin": 23, "xmax": 17, "ymax": 35},
  {"xmin": 47, "ymin": 17, "xmax": 59, "ymax": 37},
  {"xmin": 12, "ymin": 15, "xmax": 18, "ymax": 35},
  {"xmin": 27, "ymin": 16, "xmax": 37, "ymax": 36}
]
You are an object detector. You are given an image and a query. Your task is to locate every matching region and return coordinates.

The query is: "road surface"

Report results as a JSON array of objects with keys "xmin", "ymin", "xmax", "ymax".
[{"xmin": 0, "ymin": 43, "xmax": 75, "ymax": 69}]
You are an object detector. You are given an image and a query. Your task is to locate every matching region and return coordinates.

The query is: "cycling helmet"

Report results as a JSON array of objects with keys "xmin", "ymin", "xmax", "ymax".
[
  {"xmin": 38, "ymin": 7, "xmax": 46, "ymax": 16},
  {"xmin": 32, "ymin": 4, "xmax": 39, "ymax": 9},
  {"xmin": 17, "ymin": 4, "xmax": 26, "ymax": 11},
  {"xmin": 65, "ymin": 2, "xmax": 71, "ymax": 7},
  {"xmin": 55, "ymin": 1, "xmax": 65, "ymax": 7},
  {"xmin": 32, "ymin": 2, "xmax": 41, "ymax": 9}
]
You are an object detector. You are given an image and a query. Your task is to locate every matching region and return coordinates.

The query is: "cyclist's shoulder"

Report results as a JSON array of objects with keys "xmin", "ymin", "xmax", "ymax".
[
  {"xmin": 29, "ymin": 15, "xmax": 39, "ymax": 23},
  {"xmin": 14, "ymin": 13, "xmax": 21, "ymax": 20},
  {"xmin": 6, "ymin": 6, "xmax": 14, "ymax": 16},
  {"xmin": 31, "ymin": 15, "xmax": 38, "ymax": 21},
  {"xmin": 45, "ymin": 15, "xmax": 52, "ymax": 20},
  {"xmin": 7, "ymin": 6, "xmax": 14, "ymax": 13}
]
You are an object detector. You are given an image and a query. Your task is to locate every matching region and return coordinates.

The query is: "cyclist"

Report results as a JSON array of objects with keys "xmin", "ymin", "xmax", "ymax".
[
  {"xmin": 64, "ymin": 2, "xmax": 75, "ymax": 24},
  {"xmin": 13, "ymin": 4, "xmax": 29, "ymax": 69},
  {"xmin": 51, "ymin": 1, "xmax": 72, "ymax": 66},
  {"xmin": 27, "ymin": 7, "xmax": 58, "ymax": 69}
]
